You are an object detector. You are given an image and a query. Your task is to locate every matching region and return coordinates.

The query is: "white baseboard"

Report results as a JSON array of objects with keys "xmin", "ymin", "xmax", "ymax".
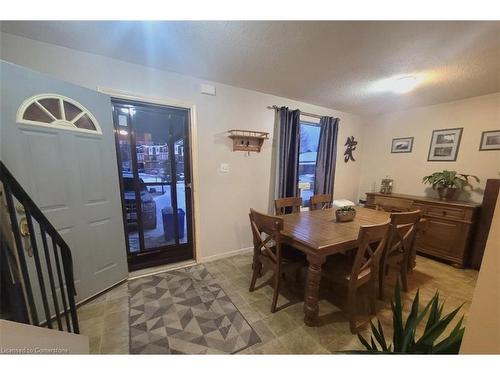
[{"xmin": 199, "ymin": 246, "xmax": 253, "ymax": 263}]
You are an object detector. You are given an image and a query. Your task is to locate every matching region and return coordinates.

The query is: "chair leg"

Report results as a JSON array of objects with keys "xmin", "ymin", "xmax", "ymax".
[
  {"xmin": 369, "ymin": 279, "xmax": 377, "ymax": 315},
  {"xmin": 378, "ymin": 265, "xmax": 385, "ymax": 300},
  {"xmin": 347, "ymin": 287, "xmax": 357, "ymax": 334},
  {"xmin": 271, "ymin": 271, "xmax": 280, "ymax": 313},
  {"xmin": 249, "ymin": 259, "xmax": 261, "ymax": 292},
  {"xmin": 400, "ymin": 264, "xmax": 408, "ymax": 292}
]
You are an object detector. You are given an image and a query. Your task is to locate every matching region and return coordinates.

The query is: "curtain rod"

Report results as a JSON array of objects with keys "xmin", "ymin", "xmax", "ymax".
[{"xmin": 267, "ymin": 105, "xmax": 323, "ymax": 119}]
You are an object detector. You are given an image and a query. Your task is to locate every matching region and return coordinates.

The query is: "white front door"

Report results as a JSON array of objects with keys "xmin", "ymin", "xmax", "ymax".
[{"xmin": 0, "ymin": 61, "xmax": 128, "ymax": 313}]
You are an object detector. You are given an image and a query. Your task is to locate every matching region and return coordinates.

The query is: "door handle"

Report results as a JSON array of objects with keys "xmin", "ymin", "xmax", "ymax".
[
  {"xmin": 19, "ymin": 217, "xmax": 33, "ymax": 257},
  {"xmin": 14, "ymin": 204, "xmax": 33, "ymax": 257}
]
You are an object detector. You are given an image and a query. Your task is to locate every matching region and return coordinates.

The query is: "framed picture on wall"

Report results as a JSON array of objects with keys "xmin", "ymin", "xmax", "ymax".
[
  {"xmin": 427, "ymin": 127, "xmax": 463, "ymax": 161},
  {"xmin": 391, "ymin": 137, "xmax": 414, "ymax": 153},
  {"xmin": 479, "ymin": 130, "xmax": 500, "ymax": 151}
]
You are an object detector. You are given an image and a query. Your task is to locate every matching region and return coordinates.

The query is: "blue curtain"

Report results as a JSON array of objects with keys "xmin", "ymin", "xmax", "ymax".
[
  {"xmin": 314, "ymin": 116, "xmax": 339, "ymax": 195},
  {"xmin": 278, "ymin": 107, "xmax": 301, "ymax": 198}
]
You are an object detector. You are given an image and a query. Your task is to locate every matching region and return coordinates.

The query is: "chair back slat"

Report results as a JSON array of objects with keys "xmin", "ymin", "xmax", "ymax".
[
  {"xmin": 350, "ymin": 220, "xmax": 391, "ymax": 281},
  {"xmin": 275, "ymin": 197, "xmax": 302, "ymax": 215},
  {"xmin": 385, "ymin": 210, "xmax": 421, "ymax": 258},
  {"xmin": 310, "ymin": 194, "xmax": 333, "ymax": 210},
  {"xmin": 249, "ymin": 209, "xmax": 283, "ymax": 264}
]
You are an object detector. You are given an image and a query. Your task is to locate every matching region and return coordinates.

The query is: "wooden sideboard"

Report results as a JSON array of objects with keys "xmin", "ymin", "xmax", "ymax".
[{"xmin": 365, "ymin": 192, "xmax": 480, "ymax": 267}]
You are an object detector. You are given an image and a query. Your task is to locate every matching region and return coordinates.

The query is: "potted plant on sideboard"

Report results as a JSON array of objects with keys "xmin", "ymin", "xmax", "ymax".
[{"xmin": 422, "ymin": 170, "xmax": 479, "ymax": 201}]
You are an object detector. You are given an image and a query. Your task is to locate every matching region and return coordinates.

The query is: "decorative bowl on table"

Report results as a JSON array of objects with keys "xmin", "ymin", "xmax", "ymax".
[{"xmin": 335, "ymin": 206, "xmax": 356, "ymax": 222}]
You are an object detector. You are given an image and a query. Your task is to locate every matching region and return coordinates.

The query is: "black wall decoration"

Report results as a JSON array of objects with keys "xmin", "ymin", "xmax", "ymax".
[{"xmin": 344, "ymin": 136, "xmax": 357, "ymax": 163}]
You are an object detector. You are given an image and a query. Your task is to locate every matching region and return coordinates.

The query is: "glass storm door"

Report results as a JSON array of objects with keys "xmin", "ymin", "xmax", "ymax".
[{"xmin": 112, "ymin": 99, "xmax": 194, "ymax": 270}]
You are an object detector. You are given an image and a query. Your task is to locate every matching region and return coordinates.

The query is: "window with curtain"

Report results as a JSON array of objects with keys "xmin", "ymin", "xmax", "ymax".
[
  {"xmin": 274, "ymin": 107, "xmax": 338, "ymax": 210},
  {"xmin": 298, "ymin": 121, "xmax": 321, "ymax": 206}
]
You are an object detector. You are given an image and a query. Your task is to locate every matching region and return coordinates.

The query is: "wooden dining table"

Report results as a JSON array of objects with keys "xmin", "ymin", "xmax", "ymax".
[{"xmin": 280, "ymin": 206, "xmax": 390, "ymax": 326}]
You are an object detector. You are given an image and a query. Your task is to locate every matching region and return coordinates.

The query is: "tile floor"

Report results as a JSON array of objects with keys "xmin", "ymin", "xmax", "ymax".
[{"xmin": 78, "ymin": 253, "xmax": 478, "ymax": 354}]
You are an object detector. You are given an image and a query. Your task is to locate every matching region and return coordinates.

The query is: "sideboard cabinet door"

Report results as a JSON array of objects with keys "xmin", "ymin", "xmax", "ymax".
[{"xmin": 416, "ymin": 217, "xmax": 467, "ymax": 265}]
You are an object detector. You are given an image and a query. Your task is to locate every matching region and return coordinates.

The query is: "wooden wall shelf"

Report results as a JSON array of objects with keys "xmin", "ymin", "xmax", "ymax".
[{"xmin": 227, "ymin": 129, "xmax": 269, "ymax": 152}]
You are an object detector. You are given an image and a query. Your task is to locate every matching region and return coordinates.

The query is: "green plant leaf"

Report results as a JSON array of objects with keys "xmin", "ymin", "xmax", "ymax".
[
  {"xmin": 377, "ymin": 320, "xmax": 388, "ymax": 351},
  {"xmin": 357, "ymin": 333, "xmax": 374, "ymax": 351},
  {"xmin": 401, "ymin": 290, "xmax": 436, "ymax": 352},
  {"xmin": 417, "ymin": 303, "xmax": 465, "ymax": 347},
  {"xmin": 432, "ymin": 317, "xmax": 465, "ymax": 354},
  {"xmin": 391, "ymin": 280, "xmax": 404, "ymax": 352},
  {"xmin": 449, "ymin": 171, "xmax": 457, "ymax": 183},
  {"xmin": 450, "ymin": 316, "xmax": 465, "ymax": 336},
  {"xmin": 437, "ymin": 301, "xmax": 444, "ymax": 321},
  {"xmin": 370, "ymin": 320, "xmax": 388, "ymax": 351},
  {"xmin": 355, "ymin": 283, "xmax": 467, "ymax": 354},
  {"xmin": 424, "ymin": 291, "xmax": 440, "ymax": 332},
  {"xmin": 401, "ymin": 289, "xmax": 419, "ymax": 352},
  {"xmin": 433, "ymin": 315, "xmax": 465, "ymax": 354}
]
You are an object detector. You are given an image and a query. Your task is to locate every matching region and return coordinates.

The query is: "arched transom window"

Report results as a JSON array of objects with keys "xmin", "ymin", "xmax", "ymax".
[{"xmin": 17, "ymin": 94, "xmax": 102, "ymax": 135}]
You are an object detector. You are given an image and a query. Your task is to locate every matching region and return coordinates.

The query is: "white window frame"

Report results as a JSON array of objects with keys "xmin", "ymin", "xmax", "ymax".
[{"xmin": 16, "ymin": 93, "xmax": 103, "ymax": 135}]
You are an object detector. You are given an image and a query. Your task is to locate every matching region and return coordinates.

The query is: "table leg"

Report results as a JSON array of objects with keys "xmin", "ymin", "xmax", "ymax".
[{"xmin": 303, "ymin": 254, "xmax": 326, "ymax": 326}]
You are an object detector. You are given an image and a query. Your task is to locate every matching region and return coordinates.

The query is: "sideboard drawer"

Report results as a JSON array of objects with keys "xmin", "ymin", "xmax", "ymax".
[{"xmin": 426, "ymin": 205, "xmax": 465, "ymax": 220}]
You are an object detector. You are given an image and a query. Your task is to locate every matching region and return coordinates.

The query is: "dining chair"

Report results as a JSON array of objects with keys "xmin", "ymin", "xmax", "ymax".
[
  {"xmin": 407, "ymin": 217, "xmax": 428, "ymax": 272},
  {"xmin": 310, "ymin": 194, "xmax": 333, "ymax": 210},
  {"xmin": 374, "ymin": 196, "xmax": 414, "ymax": 212},
  {"xmin": 323, "ymin": 220, "xmax": 391, "ymax": 333},
  {"xmin": 274, "ymin": 197, "xmax": 302, "ymax": 215},
  {"xmin": 378, "ymin": 210, "xmax": 421, "ymax": 300},
  {"xmin": 248, "ymin": 209, "xmax": 304, "ymax": 313}
]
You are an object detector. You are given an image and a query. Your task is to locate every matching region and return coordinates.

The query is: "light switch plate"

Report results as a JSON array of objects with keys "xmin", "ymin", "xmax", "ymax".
[{"xmin": 219, "ymin": 163, "xmax": 230, "ymax": 173}]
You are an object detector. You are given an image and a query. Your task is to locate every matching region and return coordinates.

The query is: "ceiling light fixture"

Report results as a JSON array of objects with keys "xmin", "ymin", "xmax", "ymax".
[{"xmin": 370, "ymin": 74, "xmax": 425, "ymax": 94}]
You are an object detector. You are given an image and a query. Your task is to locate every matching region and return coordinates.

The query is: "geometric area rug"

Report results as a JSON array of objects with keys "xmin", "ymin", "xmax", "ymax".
[{"xmin": 129, "ymin": 264, "xmax": 261, "ymax": 354}]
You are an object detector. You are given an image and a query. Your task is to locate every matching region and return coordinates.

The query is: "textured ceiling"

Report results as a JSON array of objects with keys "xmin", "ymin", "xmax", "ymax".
[{"xmin": 1, "ymin": 21, "xmax": 499, "ymax": 115}]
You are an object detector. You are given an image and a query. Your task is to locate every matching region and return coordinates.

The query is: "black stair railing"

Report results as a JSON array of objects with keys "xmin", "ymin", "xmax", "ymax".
[{"xmin": 0, "ymin": 161, "xmax": 79, "ymax": 333}]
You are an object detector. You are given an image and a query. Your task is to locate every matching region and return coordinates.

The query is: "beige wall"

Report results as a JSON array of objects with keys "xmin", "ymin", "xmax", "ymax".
[
  {"xmin": 0, "ymin": 32, "xmax": 365, "ymax": 260},
  {"xmin": 358, "ymin": 93, "xmax": 500, "ymax": 203},
  {"xmin": 3, "ymin": 31, "xmax": 498, "ymax": 264},
  {"xmin": 460, "ymin": 191, "xmax": 500, "ymax": 354}
]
